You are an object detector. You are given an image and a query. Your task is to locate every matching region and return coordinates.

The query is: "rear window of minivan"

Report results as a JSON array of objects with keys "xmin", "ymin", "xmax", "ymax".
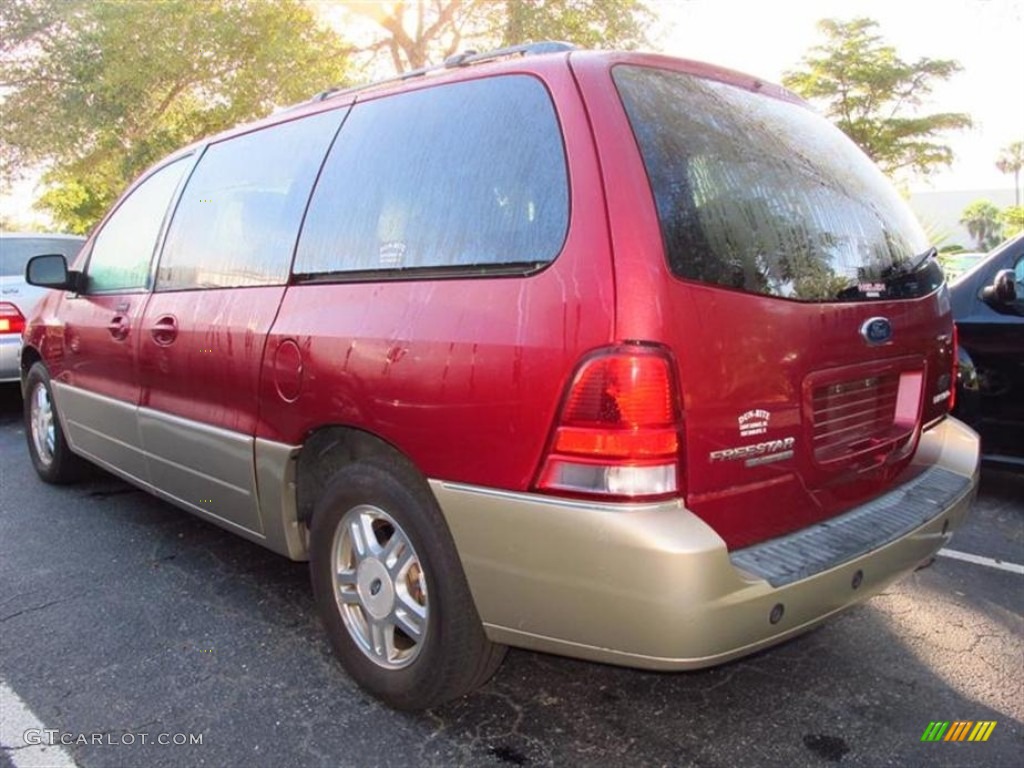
[{"xmin": 613, "ymin": 65, "xmax": 942, "ymax": 302}]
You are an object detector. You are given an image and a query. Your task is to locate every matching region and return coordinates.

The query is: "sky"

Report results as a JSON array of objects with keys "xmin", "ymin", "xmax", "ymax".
[
  {"xmin": 649, "ymin": 0, "xmax": 1024, "ymax": 192},
  {"xmin": 4, "ymin": 0, "xmax": 1022, "ymax": 229},
  {"xmin": 324, "ymin": 0, "xmax": 1023, "ymax": 193}
]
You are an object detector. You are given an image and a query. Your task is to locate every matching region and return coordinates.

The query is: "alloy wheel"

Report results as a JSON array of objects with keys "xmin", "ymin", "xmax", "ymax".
[
  {"xmin": 30, "ymin": 382, "xmax": 56, "ymax": 467},
  {"xmin": 331, "ymin": 504, "xmax": 429, "ymax": 669}
]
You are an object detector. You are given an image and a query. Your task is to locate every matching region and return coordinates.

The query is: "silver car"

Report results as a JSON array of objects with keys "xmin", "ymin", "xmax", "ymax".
[{"xmin": 0, "ymin": 232, "xmax": 85, "ymax": 381}]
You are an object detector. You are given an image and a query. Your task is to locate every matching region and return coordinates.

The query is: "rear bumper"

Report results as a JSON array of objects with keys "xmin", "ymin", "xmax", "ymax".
[
  {"xmin": 430, "ymin": 416, "xmax": 979, "ymax": 670},
  {"xmin": 0, "ymin": 335, "xmax": 21, "ymax": 382}
]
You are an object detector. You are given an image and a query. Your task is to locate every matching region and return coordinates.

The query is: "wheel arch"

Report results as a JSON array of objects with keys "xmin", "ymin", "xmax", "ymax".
[
  {"xmin": 952, "ymin": 337, "xmax": 982, "ymax": 427},
  {"xmin": 19, "ymin": 344, "xmax": 42, "ymax": 395},
  {"xmin": 295, "ymin": 425, "xmax": 430, "ymax": 527}
]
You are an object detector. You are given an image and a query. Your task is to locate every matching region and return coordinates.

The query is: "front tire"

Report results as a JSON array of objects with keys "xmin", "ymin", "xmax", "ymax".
[
  {"xmin": 23, "ymin": 362, "xmax": 88, "ymax": 484},
  {"xmin": 309, "ymin": 456, "xmax": 506, "ymax": 710}
]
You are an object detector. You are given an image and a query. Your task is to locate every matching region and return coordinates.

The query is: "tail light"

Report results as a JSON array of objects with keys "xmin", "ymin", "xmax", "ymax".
[
  {"xmin": 0, "ymin": 303, "xmax": 26, "ymax": 335},
  {"xmin": 535, "ymin": 345, "xmax": 683, "ymax": 499},
  {"xmin": 949, "ymin": 324, "xmax": 958, "ymax": 411}
]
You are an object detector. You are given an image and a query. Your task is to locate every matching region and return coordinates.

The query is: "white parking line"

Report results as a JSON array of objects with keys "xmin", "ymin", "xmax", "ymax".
[
  {"xmin": 938, "ymin": 548, "xmax": 1024, "ymax": 575},
  {"xmin": 0, "ymin": 680, "xmax": 78, "ymax": 768}
]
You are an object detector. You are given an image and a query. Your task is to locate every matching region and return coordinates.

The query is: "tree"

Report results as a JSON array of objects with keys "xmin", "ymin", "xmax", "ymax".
[
  {"xmin": 0, "ymin": 212, "xmax": 30, "ymax": 232},
  {"xmin": 959, "ymin": 200, "xmax": 1002, "ymax": 251},
  {"xmin": 783, "ymin": 18, "xmax": 971, "ymax": 178},
  {"xmin": 996, "ymin": 141, "xmax": 1024, "ymax": 208},
  {"xmin": 1, "ymin": 0, "xmax": 349, "ymax": 232},
  {"xmin": 346, "ymin": 0, "xmax": 651, "ymax": 74},
  {"xmin": 500, "ymin": 0, "xmax": 651, "ymax": 49},
  {"xmin": 346, "ymin": 0, "xmax": 478, "ymax": 72},
  {"xmin": 1001, "ymin": 205, "xmax": 1024, "ymax": 239}
]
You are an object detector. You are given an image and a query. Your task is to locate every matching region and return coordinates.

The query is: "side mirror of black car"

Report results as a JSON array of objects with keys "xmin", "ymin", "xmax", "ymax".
[
  {"xmin": 980, "ymin": 269, "xmax": 1023, "ymax": 316},
  {"xmin": 25, "ymin": 254, "xmax": 84, "ymax": 292}
]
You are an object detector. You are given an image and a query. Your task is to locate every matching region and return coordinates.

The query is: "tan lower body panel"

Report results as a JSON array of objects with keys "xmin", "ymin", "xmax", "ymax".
[
  {"xmin": 52, "ymin": 382, "xmax": 150, "ymax": 481},
  {"xmin": 429, "ymin": 417, "xmax": 980, "ymax": 670},
  {"xmin": 253, "ymin": 438, "xmax": 307, "ymax": 561},
  {"xmin": 50, "ymin": 382, "xmax": 307, "ymax": 560},
  {"xmin": 138, "ymin": 407, "xmax": 262, "ymax": 534}
]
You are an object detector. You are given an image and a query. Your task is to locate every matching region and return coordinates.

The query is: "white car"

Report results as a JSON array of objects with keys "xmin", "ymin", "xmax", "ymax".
[{"xmin": 0, "ymin": 232, "xmax": 85, "ymax": 382}]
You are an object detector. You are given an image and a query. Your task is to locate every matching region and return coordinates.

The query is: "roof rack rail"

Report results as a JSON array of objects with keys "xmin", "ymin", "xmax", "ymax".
[{"xmin": 310, "ymin": 40, "xmax": 576, "ymax": 103}]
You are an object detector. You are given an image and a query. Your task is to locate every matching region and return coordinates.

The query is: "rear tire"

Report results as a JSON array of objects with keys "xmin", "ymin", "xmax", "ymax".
[
  {"xmin": 309, "ymin": 455, "xmax": 506, "ymax": 710},
  {"xmin": 23, "ymin": 362, "xmax": 88, "ymax": 484}
]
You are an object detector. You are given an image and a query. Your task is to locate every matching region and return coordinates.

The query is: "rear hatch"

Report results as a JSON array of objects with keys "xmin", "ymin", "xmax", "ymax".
[{"xmin": 609, "ymin": 63, "xmax": 955, "ymax": 549}]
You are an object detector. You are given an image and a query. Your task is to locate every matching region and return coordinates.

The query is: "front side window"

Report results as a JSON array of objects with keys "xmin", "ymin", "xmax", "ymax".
[
  {"xmin": 614, "ymin": 66, "xmax": 942, "ymax": 302},
  {"xmin": 86, "ymin": 158, "xmax": 188, "ymax": 293},
  {"xmin": 157, "ymin": 111, "xmax": 342, "ymax": 292},
  {"xmin": 294, "ymin": 75, "xmax": 569, "ymax": 278}
]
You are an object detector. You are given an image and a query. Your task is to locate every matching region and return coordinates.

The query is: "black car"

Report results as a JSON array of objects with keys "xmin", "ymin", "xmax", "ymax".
[{"xmin": 951, "ymin": 233, "xmax": 1024, "ymax": 467}]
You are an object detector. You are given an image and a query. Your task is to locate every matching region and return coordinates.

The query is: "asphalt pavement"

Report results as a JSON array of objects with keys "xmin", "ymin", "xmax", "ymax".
[{"xmin": 0, "ymin": 383, "xmax": 1021, "ymax": 768}]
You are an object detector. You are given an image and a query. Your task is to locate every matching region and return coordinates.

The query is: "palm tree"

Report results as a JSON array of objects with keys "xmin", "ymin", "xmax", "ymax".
[
  {"xmin": 959, "ymin": 200, "xmax": 1002, "ymax": 250},
  {"xmin": 996, "ymin": 141, "xmax": 1024, "ymax": 207}
]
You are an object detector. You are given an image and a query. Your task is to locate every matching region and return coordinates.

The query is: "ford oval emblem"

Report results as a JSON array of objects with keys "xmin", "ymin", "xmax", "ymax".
[{"xmin": 860, "ymin": 317, "xmax": 892, "ymax": 346}]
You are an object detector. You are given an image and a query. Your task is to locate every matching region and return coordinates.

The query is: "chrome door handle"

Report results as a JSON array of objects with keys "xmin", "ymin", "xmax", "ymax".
[
  {"xmin": 150, "ymin": 315, "xmax": 178, "ymax": 346},
  {"xmin": 107, "ymin": 315, "xmax": 130, "ymax": 341}
]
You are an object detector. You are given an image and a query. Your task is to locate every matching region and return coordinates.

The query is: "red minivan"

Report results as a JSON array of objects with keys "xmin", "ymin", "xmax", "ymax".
[{"xmin": 21, "ymin": 43, "xmax": 979, "ymax": 709}]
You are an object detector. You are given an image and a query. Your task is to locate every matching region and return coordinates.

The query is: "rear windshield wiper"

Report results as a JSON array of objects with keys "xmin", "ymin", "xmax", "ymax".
[
  {"xmin": 843, "ymin": 246, "xmax": 939, "ymax": 301},
  {"xmin": 888, "ymin": 246, "xmax": 937, "ymax": 277}
]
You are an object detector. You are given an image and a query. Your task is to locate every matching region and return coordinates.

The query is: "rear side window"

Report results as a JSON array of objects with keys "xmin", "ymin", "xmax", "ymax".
[
  {"xmin": 294, "ymin": 75, "xmax": 568, "ymax": 278},
  {"xmin": 86, "ymin": 158, "xmax": 189, "ymax": 293},
  {"xmin": 614, "ymin": 66, "xmax": 941, "ymax": 302},
  {"xmin": 157, "ymin": 111, "xmax": 342, "ymax": 291}
]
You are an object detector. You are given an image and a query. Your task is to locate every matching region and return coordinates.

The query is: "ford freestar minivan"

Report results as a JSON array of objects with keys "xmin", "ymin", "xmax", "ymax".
[{"xmin": 21, "ymin": 43, "xmax": 980, "ymax": 710}]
